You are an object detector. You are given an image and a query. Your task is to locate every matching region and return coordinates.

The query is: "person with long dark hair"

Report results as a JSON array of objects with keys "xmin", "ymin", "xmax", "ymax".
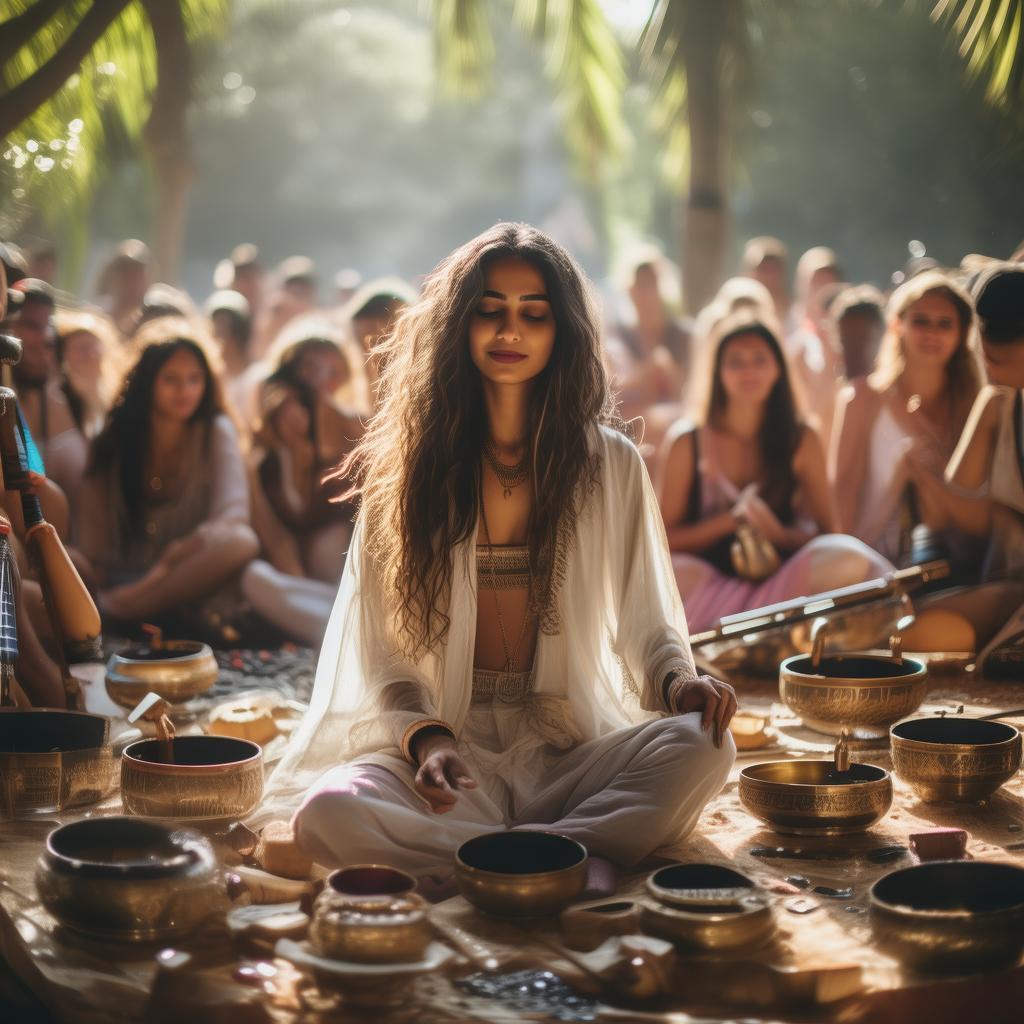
[
  {"xmin": 260, "ymin": 224, "xmax": 736, "ymax": 885},
  {"xmin": 76, "ymin": 317, "xmax": 258, "ymax": 623},
  {"xmin": 657, "ymin": 312, "xmax": 890, "ymax": 633}
]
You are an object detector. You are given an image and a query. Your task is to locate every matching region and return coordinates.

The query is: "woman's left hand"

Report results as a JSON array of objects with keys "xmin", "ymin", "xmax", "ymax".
[{"xmin": 667, "ymin": 674, "xmax": 738, "ymax": 748}]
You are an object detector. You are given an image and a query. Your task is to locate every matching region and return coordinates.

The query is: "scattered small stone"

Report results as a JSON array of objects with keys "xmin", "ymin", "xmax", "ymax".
[
  {"xmin": 814, "ymin": 885, "xmax": 854, "ymax": 899},
  {"xmin": 457, "ymin": 970, "xmax": 599, "ymax": 1022},
  {"xmin": 785, "ymin": 896, "xmax": 820, "ymax": 915},
  {"xmin": 785, "ymin": 875, "xmax": 811, "ymax": 889},
  {"xmin": 1008, "ymin": 824, "xmax": 1022, "ymax": 833},
  {"xmin": 867, "ymin": 845, "xmax": 907, "ymax": 863},
  {"xmin": 844, "ymin": 905, "xmax": 866, "ymax": 915}
]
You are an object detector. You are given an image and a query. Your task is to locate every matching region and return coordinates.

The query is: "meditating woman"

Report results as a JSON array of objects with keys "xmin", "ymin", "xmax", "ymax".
[
  {"xmin": 76, "ymin": 317, "xmax": 258, "ymax": 624},
  {"xmin": 657, "ymin": 313, "xmax": 890, "ymax": 634},
  {"xmin": 831, "ymin": 270, "xmax": 982, "ymax": 564},
  {"xmin": 262, "ymin": 224, "xmax": 736, "ymax": 880}
]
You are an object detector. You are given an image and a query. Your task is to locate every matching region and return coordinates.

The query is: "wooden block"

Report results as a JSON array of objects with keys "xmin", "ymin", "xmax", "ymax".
[
  {"xmin": 910, "ymin": 828, "xmax": 969, "ymax": 861},
  {"xmin": 254, "ymin": 821, "xmax": 313, "ymax": 880}
]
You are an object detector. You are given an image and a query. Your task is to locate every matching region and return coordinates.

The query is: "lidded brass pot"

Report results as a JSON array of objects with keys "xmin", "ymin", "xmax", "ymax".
[
  {"xmin": 120, "ymin": 693, "xmax": 263, "ymax": 821},
  {"xmin": 890, "ymin": 715, "xmax": 1022, "ymax": 803},
  {"xmin": 779, "ymin": 616, "xmax": 928, "ymax": 738},
  {"xmin": 740, "ymin": 733, "xmax": 893, "ymax": 836},
  {"xmin": 105, "ymin": 628, "xmax": 218, "ymax": 709},
  {"xmin": 36, "ymin": 816, "xmax": 224, "ymax": 941}
]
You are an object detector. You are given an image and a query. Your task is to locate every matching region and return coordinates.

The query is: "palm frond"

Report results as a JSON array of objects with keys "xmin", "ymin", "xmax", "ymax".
[
  {"xmin": 542, "ymin": 0, "xmax": 628, "ymax": 174},
  {"xmin": 432, "ymin": 0, "xmax": 493, "ymax": 98},
  {"xmin": 933, "ymin": 0, "xmax": 1024, "ymax": 106}
]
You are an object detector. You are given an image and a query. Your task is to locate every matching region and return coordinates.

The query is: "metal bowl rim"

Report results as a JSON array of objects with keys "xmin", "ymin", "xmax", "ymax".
[
  {"xmin": 869, "ymin": 861, "xmax": 1024, "ymax": 919},
  {"xmin": 740, "ymin": 761, "xmax": 892, "ymax": 794},
  {"xmin": 122, "ymin": 735, "xmax": 263, "ymax": 774},
  {"xmin": 780, "ymin": 653, "xmax": 928, "ymax": 687},
  {"xmin": 890, "ymin": 720, "xmax": 1022, "ymax": 753},
  {"xmin": 455, "ymin": 830, "xmax": 588, "ymax": 881}
]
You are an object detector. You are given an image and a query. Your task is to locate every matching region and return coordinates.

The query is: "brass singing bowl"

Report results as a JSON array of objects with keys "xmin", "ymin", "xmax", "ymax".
[
  {"xmin": 890, "ymin": 718, "xmax": 1022, "ymax": 803},
  {"xmin": 0, "ymin": 708, "xmax": 116, "ymax": 817},
  {"xmin": 639, "ymin": 894, "xmax": 775, "ymax": 951},
  {"xmin": 326, "ymin": 864, "xmax": 417, "ymax": 898},
  {"xmin": 455, "ymin": 831, "xmax": 588, "ymax": 918},
  {"xmin": 739, "ymin": 760, "xmax": 893, "ymax": 836},
  {"xmin": 310, "ymin": 891, "xmax": 431, "ymax": 963},
  {"xmin": 36, "ymin": 816, "xmax": 224, "ymax": 942},
  {"xmin": 105, "ymin": 640, "xmax": 219, "ymax": 708},
  {"xmin": 779, "ymin": 653, "xmax": 928, "ymax": 738},
  {"xmin": 646, "ymin": 863, "xmax": 756, "ymax": 908},
  {"xmin": 870, "ymin": 861, "xmax": 1024, "ymax": 972},
  {"xmin": 120, "ymin": 735, "xmax": 264, "ymax": 820}
]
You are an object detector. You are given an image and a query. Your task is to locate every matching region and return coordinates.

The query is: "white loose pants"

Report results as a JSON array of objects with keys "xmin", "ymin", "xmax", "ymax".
[{"xmin": 294, "ymin": 713, "xmax": 735, "ymax": 875}]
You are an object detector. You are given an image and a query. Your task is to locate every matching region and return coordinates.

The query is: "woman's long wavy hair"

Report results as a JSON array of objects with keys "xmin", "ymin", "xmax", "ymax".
[
  {"xmin": 334, "ymin": 222, "xmax": 615, "ymax": 655},
  {"xmin": 699, "ymin": 312, "xmax": 805, "ymax": 518},
  {"xmin": 870, "ymin": 270, "xmax": 981, "ymax": 435},
  {"xmin": 87, "ymin": 316, "xmax": 228, "ymax": 538}
]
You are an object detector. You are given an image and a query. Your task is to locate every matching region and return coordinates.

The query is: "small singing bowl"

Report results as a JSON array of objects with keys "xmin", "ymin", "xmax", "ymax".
[
  {"xmin": 105, "ymin": 640, "xmax": 219, "ymax": 708},
  {"xmin": 326, "ymin": 864, "xmax": 418, "ymax": 898},
  {"xmin": 640, "ymin": 895, "xmax": 775, "ymax": 952},
  {"xmin": 0, "ymin": 708, "xmax": 116, "ymax": 817},
  {"xmin": 870, "ymin": 861, "xmax": 1024, "ymax": 972},
  {"xmin": 121, "ymin": 735, "xmax": 264, "ymax": 821},
  {"xmin": 739, "ymin": 760, "xmax": 893, "ymax": 836},
  {"xmin": 647, "ymin": 863, "xmax": 756, "ymax": 908},
  {"xmin": 891, "ymin": 718, "xmax": 1022, "ymax": 803},
  {"xmin": 455, "ymin": 831, "xmax": 588, "ymax": 918},
  {"xmin": 310, "ymin": 892, "xmax": 431, "ymax": 963},
  {"xmin": 36, "ymin": 816, "xmax": 223, "ymax": 942},
  {"xmin": 779, "ymin": 653, "xmax": 928, "ymax": 739}
]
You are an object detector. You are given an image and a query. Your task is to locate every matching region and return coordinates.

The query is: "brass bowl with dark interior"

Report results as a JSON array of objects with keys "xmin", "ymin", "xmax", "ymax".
[
  {"xmin": 890, "ymin": 717, "xmax": 1022, "ymax": 803},
  {"xmin": 779, "ymin": 652, "xmax": 928, "ymax": 738},
  {"xmin": 639, "ymin": 895, "xmax": 775, "ymax": 952},
  {"xmin": 739, "ymin": 760, "xmax": 893, "ymax": 836},
  {"xmin": 0, "ymin": 708, "xmax": 115, "ymax": 817},
  {"xmin": 646, "ymin": 863, "xmax": 756, "ymax": 908},
  {"xmin": 36, "ymin": 816, "xmax": 224, "ymax": 941},
  {"xmin": 870, "ymin": 861, "xmax": 1024, "ymax": 972},
  {"xmin": 105, "ymin": 640, "xmax": 219, "ymax": 708},
  {"xmin": 455, "ymin": 831, "xmax": 587, "ymax": 918},
  {"xmin": 120, "ymin": 734, "xmax": 263, "ymax": 821}
]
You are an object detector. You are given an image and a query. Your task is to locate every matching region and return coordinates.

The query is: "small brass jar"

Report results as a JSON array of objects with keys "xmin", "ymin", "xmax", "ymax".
[{"xmin": 310, "ymin": 891, "xmax": 431, "ymax": 963}]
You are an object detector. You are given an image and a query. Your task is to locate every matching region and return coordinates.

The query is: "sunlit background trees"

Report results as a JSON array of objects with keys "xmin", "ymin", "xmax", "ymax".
[{"xmin": 2, "ymin": 0, "xmax": 1023, "ymax": 306}]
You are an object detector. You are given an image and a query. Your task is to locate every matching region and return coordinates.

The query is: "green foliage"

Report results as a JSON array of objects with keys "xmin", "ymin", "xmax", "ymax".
[
  {"xmin": 0, "ymin": 0, "xmax": 229, "ymax": 274},
  {"xmin": 932, "ymin": 0, "xmax": 1024, "ymax": 107}
]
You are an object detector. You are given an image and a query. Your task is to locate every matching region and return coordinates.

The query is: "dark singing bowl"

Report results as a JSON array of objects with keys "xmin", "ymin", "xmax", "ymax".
[
  {"xmin": 455, "ymin": 831, "xmax": 588, "ymax": 917},
  {"xmin": 779, "ymin": 652, "xmax": 928, "ymax": 738},
  {"xmin": 646, "ymin": 863, "xmax": 756, "ymax": 908},
  {"xmin": 870, "ymin": 861, "xmax": 1024, "ymax": 972},
  {"xmin": 0, "ymin": 708, "xmax": 115, "ymax": 816},
  {"xmin": 36, "ymin": 816, "xmax": 224, "ymax": 941},
  {"xmin": 740, "ymin": 760, "xmax": 893, "ymax": 836},
  {"xmin": 121, "ymin": 734, "xmax": 264, "ymax": 820},
  {"xmin": 890, "ymin": 717, "xmax": 1022, "ymax": 803}
]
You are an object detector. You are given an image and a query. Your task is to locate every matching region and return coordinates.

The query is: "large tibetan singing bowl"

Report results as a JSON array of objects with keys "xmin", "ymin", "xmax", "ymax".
[
  {"xmin": 739, "ymin": 760, "xmax": 893, "ymax": 836},
  {"xmin": 779, "ymin": 653, "xmax": 928, "ymax": 738},
  {"xmin": 106, "ymin": 640, "xmax": 219, "ymax": 708},
  {"xmin": 870, "ymin": 861, "xmax": 1024, "ymax": 972},
  {"xmin": 455, "ymin": 831, "xmax": 587, "ymax": 917},
  {"xmin": 36, "ymin": 816, "xmax": 224, "ymax": 942},
  {"xmin": 0, "ymin": 708, "xmax": 116, "ymax": 817},
  {"xmin": 891, "ymin": 718, "xmax": 1022, "ymax": 803},
  {"xmin": 121, "ymin": 735, "xmax": 263, "ymax": 821}
]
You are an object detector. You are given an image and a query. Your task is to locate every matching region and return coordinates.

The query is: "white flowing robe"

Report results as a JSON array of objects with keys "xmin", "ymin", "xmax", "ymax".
[{"xmin": 256, "ymin": 426, "xmax": 697, "ymax": 824}]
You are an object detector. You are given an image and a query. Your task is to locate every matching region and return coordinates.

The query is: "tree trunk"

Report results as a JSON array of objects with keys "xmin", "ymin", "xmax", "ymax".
[
  {"xmin": 676, "ymin": 6, "xmax": 731, "ymax": 315},
  {"xmin": 141, "ymin": 0, "xmax": 193, "ymax": 284}
]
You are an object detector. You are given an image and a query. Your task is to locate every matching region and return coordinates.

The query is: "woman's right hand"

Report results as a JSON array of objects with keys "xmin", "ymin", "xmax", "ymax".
[{"xmin": 413, "ymin": 735, "xmax": 477, "ymax": 814}]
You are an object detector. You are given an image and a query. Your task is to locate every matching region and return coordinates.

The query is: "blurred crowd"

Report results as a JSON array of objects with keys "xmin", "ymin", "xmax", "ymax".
[{"xmin": 0, "ymin": 230, "xmax": 1021, "ymax": 668}]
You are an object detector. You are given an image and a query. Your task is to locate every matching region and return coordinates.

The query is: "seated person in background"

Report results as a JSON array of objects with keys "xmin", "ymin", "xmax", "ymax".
[
  {"xmin": 827, "ymin": 285, "xmax": 886, "ymax": 382},
  {"xmin": 831, "ymin": 270, "xmax": 982, "ymax": 566},
  {"xmin": 908, "ymin": 263, "xmax": 1024, "ymax": 579},
  {"xmin": 46, "ymin": 309, "xmax": 120, "ymax": 506},
  {"xmin": 263, "ymin": 224, "xmax": 735, "ymax": 881},
  {"xmin": 76, "ymin": 317, "xmax": 258, "ymax": 625},
  {"xmin": 204, "ymin": 288, "xmax": 253, "ymax": 414},
  {"xmin": 605, "ymin": 247, "xmax": 691, "ymax": 447},
  {"xmin": 243, "ymin": 370, "xmax": 356, "ymax": 647},
  {"xmin": 740, "ymin": 235, "xmax": 791, "ymax": 328},
  {"xmin": 94, "ymin": 239, "xmax": 150, "ymax": 337},
  {"xmin": 657, "ymin": 313, "xmax": 891, "ymax": 634},
  {"xmin": 213, "ymin": 243, "xmax": 264, "ymax": 322}
]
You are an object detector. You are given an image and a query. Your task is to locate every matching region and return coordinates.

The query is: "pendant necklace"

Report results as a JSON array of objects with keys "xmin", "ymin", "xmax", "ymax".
[{"xmin": 483, "ymin": 438, "xmax": 528, "ymax": 499}]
